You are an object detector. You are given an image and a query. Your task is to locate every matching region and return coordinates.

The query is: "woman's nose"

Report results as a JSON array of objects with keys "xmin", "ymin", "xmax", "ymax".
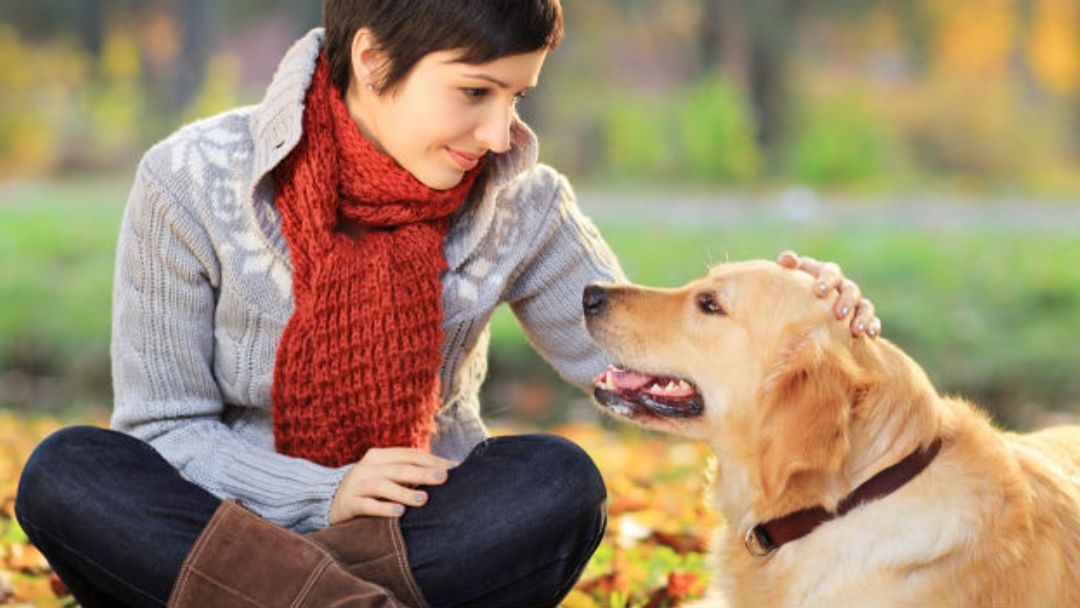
[{"xmin": 475, "ymin": 103, "xmax": 513, "ymax": 154}]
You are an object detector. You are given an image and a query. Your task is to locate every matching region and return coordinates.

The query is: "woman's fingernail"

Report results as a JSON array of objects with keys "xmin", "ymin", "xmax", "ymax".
[
  {"xmin": 413, "ymin": 493, "xmax": 426, "ymax": 504},
  {"xmin": 818, "ymin": 282, "xmax": 829, "ymax": 294},
  {"xmin": 392, "ymin": 505, "xmax": 405, "ymax": 516},
  {"xmin": 857, "ymin": 322, "xmax": 866, "ymax": 334},
  {"xmin": 433, "ymin": 470, "xmax": 447, "ymax": 481},
  {"xmin": 840, "ymin": 306, "xmax": 850, "ymax": 317}
]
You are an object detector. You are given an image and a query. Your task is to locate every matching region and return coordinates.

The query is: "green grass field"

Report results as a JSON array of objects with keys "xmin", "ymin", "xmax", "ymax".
[{"xmin": 3, "ymin": 177, "xmax": 1080, "ymax": 428}]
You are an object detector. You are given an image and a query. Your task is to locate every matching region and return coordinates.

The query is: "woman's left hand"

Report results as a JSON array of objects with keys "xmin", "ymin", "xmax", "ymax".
[{"xmin": 777, "ymin": 250, "xmax": 881, "ymax": 339}]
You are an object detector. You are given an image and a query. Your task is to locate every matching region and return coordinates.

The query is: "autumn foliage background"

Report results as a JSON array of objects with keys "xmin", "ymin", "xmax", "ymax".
[{"xmin": 3, "ymin": 0, "xmax": 1080, "ymax": 606}]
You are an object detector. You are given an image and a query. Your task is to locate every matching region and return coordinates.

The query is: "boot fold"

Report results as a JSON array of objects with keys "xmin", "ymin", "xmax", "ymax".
[
  {"xmin": 169, "ymin": 500, "xmax": 405, "ymax": 608},
  {"xmin": 308, "ymin": 515, "xmax": 429, "ymax": 608}
]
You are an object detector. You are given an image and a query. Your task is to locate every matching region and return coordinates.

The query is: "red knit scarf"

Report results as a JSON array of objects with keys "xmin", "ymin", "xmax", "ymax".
[{"xmin": 271, "ymin": 54, "xmax": 484, "ymax": 467}]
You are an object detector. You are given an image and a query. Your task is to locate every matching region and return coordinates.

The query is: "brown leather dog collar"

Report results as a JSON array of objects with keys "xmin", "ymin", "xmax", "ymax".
[{"xmin": 745, "ymin": 437, "xmax": 944, "ymax": 557}]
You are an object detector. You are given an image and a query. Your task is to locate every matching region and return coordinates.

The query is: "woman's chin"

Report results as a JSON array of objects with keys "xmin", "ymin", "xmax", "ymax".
[{"xmin": 415, "ymin": 168, "xmax": 466, "ymax": 191}]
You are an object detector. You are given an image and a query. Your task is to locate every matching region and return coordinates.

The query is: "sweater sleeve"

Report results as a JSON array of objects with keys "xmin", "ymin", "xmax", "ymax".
[
  {"xmin": 505, "ymin": 171, "xmax": 627, "ymax": 391},
  {"xmin": 109, "ymin": 158, "xmax": 347, "ymax": 532}
]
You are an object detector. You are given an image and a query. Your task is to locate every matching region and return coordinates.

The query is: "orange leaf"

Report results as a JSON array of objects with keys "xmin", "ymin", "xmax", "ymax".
[
  {"xmin": 608, "ymin": 494, "xmax": 650, "ymax": 516},
  {"xmin": 650, "ymin": 530, "xmax": 708, "ymax": 554},
  {"xmin": 49, "ymin": 572, "xmax": 69, "ymax": 598},
  {"xmin": 666, "ymin": 571, "xmax": 705, "ymax": 599}
]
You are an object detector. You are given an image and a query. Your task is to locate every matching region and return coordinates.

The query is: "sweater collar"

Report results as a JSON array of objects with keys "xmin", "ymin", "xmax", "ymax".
[{"xmin": 249, "ymin": 28, "xmax": 540, "ymax": 270}]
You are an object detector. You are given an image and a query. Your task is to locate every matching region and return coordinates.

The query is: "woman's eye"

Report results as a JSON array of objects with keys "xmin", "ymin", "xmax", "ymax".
[
  {"xmin": 697, "ymin": 293, "xmax": 725, "ymax": 315},
  {"xmin": 462, "ymin": 88, "xmax": 488, "ymax": 99}
]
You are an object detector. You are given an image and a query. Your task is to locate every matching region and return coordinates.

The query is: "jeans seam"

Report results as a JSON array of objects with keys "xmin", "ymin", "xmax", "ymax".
[
  {"xmin": 18, "ymin": 513, "xmax": 166, "ymax": 607},
  {"xmin": 386, "ymin": 518, "xmax": 429, "ymax": 608}
]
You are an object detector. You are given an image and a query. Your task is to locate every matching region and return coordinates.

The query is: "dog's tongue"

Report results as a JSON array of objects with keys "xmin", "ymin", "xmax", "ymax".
[{"xmin": 594, "ymin": 366, "xmax": 653, "ymax": 391}]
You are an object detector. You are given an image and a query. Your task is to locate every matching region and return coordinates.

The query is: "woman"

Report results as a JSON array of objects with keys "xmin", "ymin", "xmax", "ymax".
[{"xmin": 15, "ymin": 1, "xmax": 879, "ymax": 607}]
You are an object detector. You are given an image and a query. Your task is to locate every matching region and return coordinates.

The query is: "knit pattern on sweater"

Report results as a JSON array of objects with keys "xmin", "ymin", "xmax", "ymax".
[{"xmin": 271, "ymin": 54, "xmax": 483, "ymax": 467}]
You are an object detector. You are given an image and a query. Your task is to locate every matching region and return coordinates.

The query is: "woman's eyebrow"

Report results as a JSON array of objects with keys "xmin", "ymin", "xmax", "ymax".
[
  {"xmin": 461, "ymin": 73, "xmax": 510, "ymax": 89},
  {"xmin": 460, "ymin": 73, "xmax": 537, "ymax": 92}
]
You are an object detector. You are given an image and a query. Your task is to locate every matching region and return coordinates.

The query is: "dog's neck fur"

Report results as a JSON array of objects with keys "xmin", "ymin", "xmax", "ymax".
[
  {"xmin": 743, "ymin": 335, "xmax": 949, "ymax": 528},
  {"xmin": 841, "ymin": 338, "xmax": 946, "ymax": 493}
]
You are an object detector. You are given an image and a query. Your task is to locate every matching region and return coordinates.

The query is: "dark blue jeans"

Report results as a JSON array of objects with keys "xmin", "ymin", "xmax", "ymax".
[{"xmin": 15, "ymin": 427, "xmax": 606, "ymax": 608}]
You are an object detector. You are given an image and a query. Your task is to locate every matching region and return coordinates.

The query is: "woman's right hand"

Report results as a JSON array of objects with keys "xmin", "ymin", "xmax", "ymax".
[{"xmin": 329, "ymin": 447, "xmax": 457, "ymax": 524}]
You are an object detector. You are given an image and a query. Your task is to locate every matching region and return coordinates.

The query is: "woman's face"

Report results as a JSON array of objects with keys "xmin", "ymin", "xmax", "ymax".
[{"xmin": 347, "ymin": 33, "xmax": 548, "ymax": 190}]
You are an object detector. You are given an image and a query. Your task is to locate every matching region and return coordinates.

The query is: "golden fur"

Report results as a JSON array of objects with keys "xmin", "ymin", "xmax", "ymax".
[{"xmin": 585, "ymin": 260, "xmax": 1080, "ymax": 607}]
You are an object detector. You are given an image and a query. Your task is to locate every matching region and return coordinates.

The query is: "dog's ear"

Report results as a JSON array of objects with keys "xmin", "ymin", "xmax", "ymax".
[{"xmin": 758, "ymin": 329, "xmax": 868, "ymax": 502}]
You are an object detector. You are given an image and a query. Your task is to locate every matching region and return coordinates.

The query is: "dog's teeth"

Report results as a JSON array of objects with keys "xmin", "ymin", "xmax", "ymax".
[{"xmin": 601, "ymin": 371, "xmax": 617, "ymax": 391}]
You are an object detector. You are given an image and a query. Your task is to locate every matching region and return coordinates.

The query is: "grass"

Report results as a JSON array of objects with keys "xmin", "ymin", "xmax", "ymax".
[
  {"xmin": 0, "ymin": 179, "xmax": 122, "ymax": 359},
  {"xmin": 3, "ymin": 178, "xmax": 1080, "ymax": 428},
  {"xmin": 0, "ymin": 178, "xmax": 123, "ymax": 415}
]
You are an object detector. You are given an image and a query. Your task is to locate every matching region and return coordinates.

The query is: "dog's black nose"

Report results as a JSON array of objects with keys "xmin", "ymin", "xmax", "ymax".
[{"xmin": 583, "ymin": 284, "xmax": 609, "ymax": 317}]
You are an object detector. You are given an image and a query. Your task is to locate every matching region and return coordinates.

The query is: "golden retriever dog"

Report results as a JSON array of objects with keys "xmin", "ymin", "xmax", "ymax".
[{"xmin": 583, "ymin": 260, "xmax": 1080, "ymax": 607}]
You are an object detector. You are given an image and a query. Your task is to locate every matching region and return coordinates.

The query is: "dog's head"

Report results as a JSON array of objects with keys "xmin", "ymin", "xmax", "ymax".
[{"xmin": 584, "ymin": 260, "xmax": 874, "ymax": 504}]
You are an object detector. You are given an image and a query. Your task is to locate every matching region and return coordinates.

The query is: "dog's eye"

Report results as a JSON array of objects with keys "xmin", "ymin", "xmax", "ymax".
[{"xmin": 697, "ymin": 292, "xmax": 726, "ymax": 316}]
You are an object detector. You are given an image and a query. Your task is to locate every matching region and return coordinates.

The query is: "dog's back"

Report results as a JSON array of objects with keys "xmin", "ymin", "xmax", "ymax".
[
  {"xmin": 1015, "ymin": 425, "xmax": 1080, "ymax": 476},
  {"xmin": 993, "ymin": 425, "xmax": 1080, "ymax": 607},
  {"xmin": 1014, "ymin": 427, "xmax": 1080, "ymax": 538}
]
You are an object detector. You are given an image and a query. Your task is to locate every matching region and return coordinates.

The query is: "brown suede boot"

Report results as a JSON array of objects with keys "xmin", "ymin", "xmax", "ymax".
[
  {"xmin": 168, "ymin": 500, "xmax": 407, "ymax": 608},
  {"xmin": 307, "ymin": 516, "xmax": 429, "ymax": 608}
]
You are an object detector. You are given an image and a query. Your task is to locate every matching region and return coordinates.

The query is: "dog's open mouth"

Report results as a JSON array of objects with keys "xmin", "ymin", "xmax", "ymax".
[{"xmin": 592, "ymin": 365, "xmax": 704, "ymax": 418}]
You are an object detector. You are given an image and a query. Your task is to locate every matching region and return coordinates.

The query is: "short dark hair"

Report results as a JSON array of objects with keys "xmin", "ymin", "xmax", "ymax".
[{"xmin": 323, "ymin": 0, "xmax": 564, "ymax": 96}]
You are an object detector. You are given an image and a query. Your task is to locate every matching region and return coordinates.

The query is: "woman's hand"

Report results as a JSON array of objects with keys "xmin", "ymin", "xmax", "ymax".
[
  {"xmin": 777, "ymin": 250, "xmax": 881, "ymax": 339},
  {"xmin": 329, "ymin": 447, "xmax": 457, "ymax": 524}
]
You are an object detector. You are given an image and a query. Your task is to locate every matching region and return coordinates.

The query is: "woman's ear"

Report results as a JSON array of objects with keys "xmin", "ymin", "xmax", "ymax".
[{"xmin": 349, "ymin": 28, "xmax": 385, "ymax": 91}]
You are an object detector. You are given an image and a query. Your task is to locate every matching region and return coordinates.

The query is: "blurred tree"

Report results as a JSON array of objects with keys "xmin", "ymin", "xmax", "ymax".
[
  {"xmin": 698, "ymin": 0, "xmax": 723, "ymax": 73},
  {"xmin": 175, "ymin": 0, "xmax": 210, "ymax": 114},
  {"xmin": 2, "ymin": 0, "xmax": 1078, "ymax": 187},
  {"xmin": 740, "ymin": 0, "xmax": 798, "ymax": 162},
  {"xmin": 702, "ymin": 0, "xmax": 885, "ymax": 170},
  {"xmin": 1, "ymin": 0, "xmax": 320, "ymax": 116},
  {"xmin": 127, "ymin": 0, "xmax": 212, "ymax": 115},
  {"xmin": 78, "ymin": 0, "xmax": 104, "ymax": 63}
]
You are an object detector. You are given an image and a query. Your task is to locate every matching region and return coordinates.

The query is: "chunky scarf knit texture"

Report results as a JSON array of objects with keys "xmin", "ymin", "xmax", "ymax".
[{"xmin": 271, "ymin": 53, "xmax": 483, "ymax": 467}]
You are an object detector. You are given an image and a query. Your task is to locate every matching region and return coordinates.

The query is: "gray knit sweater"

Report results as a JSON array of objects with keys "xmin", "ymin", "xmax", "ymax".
[{"xmin": 109, "ymin": 29, "xmax": 624, "ymax": 532}]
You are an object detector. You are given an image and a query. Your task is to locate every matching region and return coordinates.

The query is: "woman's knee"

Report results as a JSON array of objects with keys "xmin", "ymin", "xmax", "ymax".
[
  {"xmin": 404, "ymin": 435, "xmax": 607, "ymax": 606},
  {"xmin": 507, "ymin": 434, "xmax": 607, "ymax": 513},
  {"xmin": 16, "ymin": 426, "xmax": 130, "ymax": 526},
  {"xmin": 412, "ymin": 433, "xmax": 608, "ymax": 535},
  {"xmin": 462, "ymin": 433, "xmax": 607, "ymax": 544}
]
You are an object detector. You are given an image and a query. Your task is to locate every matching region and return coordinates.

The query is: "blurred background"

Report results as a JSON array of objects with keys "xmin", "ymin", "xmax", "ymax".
[{"xmin": 2, "ymin": 0, "xmax": 1079, "ymax": 430}]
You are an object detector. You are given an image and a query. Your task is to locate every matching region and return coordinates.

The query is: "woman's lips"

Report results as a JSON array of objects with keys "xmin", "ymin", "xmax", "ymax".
[{"xmin": 447, "ymin": 147, "xmax": 482, "ymax": 171}]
